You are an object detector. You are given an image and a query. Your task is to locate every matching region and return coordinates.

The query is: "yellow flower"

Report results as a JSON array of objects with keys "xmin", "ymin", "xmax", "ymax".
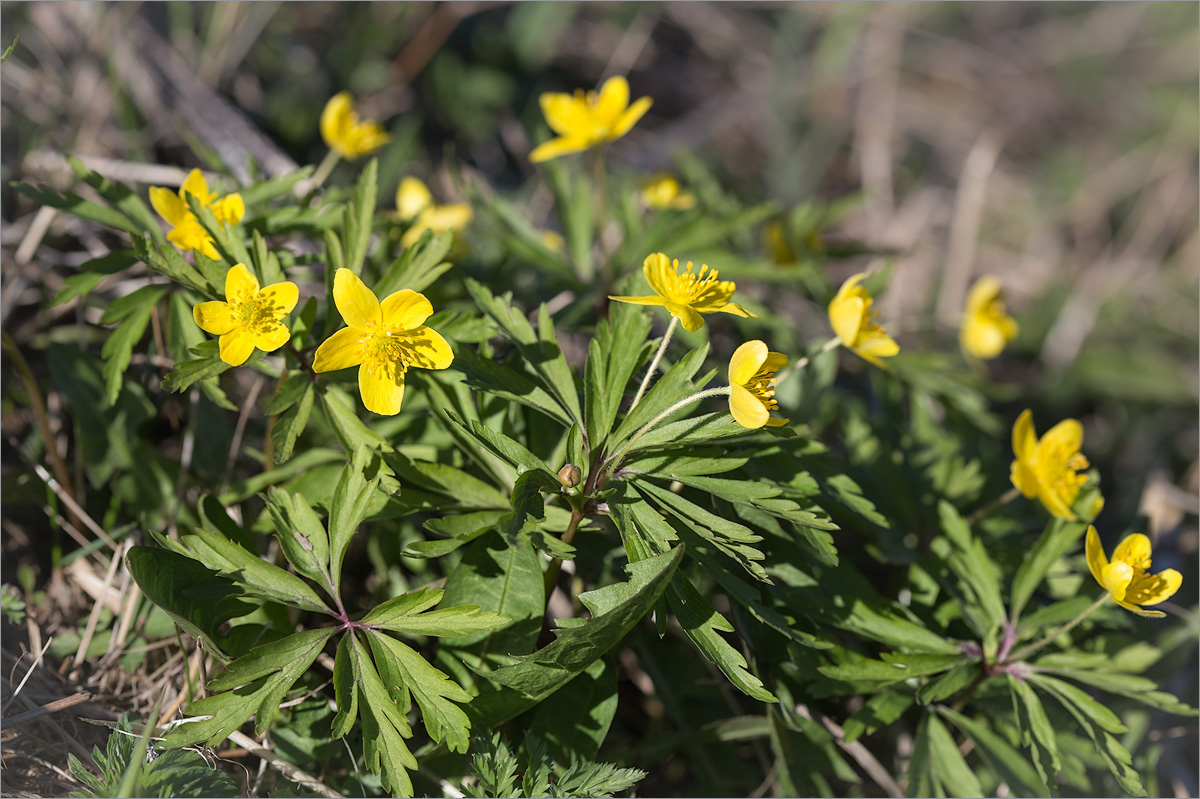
[
  {"xmin": 395, "ymin": 177, "xmax": 472, "ymax": 248},
  {"xmin": 539, "ymin": 230, "xmax": 565, "ymax": 252},
  {"xmin": 149, "ymin": 169, "xmax": 245, "ymax": 259},
  {"xmin": 763, "ymin": 219, "xmax": 796, "ymax": 266},
  {"xmin": 529, "ymin": 76, "xmax": 652, "ymax": 163},
  {"xmin": 728, "ymin": 341, "xmax": 789, "ymax": 429},
  {"xmin": 193, "ymin": 263, "xmax": 297, "ymax": 366},
  {"xmin": 1086, "ymin": 527, "xmax": 1181, "ymax": 617},
  {"xmin": 313, "ymin": 268, "xmax": 453, "ymax": 416},
  {"xmin": 640, "ymin": 174, "xmax": 696, "ymax": 211},
  {"xmin": 828, "ymin": 273, "xmax": 899, "ymax": 368},
  {"xmin": 320, "ymin": 92, "xmax": 390, "ymax": 160},
  {"xmin": 1009, "ymin": 409, "xmax": 1090, "ymax": 521},
  {"xmin": 961, "ymin": 276, "xmax": 1019, "ymax": 360},
  {"xmin": 609, "ymin": 252, "xmax": 756, "ymax": 332}
]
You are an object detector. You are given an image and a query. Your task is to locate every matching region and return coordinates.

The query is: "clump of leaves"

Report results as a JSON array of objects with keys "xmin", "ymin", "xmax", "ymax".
[
  {"xmin": 67, "ymin": 715, "xmax": 239, "ymax": 799},
  {"xmin": 465, "ymin": 731, "xmax": 645, "ymax": 799},
  {"xmin": 1, "ymin": 583, "xmax": 26, "ymax": 624}
]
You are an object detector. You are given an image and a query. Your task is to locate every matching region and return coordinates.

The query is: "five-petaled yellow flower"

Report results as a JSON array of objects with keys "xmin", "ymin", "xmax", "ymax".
[
  {"xmin": 320, "ymin": 92, "xmax": 390, "ymax": 161},
  {"xmin": 1009, "ymin": 409, "xmax": 1090, "ymax": 521},
  {"xmin": 1086, "ymin": 527, "xmax": 1181, "ymax": 618},
  {"xmin": 193, "ymin": 263, "xmax": 297, "ymax": 366},
  {"xmin": 828, "ymin": 273, "xmax": 899, "ymax": 368},
  {"xmin": 640, "ymin": 174, "xmax": 696, "ymax": 211},
  {"xmin": 609, "ymin": 252, "xmax": 755, "ymax": 332},
  {"xmin": 313, "ymin": 268, "xmax": 453, "ymax": 416},
  {"xmin": 149, "ymin": 169, "xmax": 245, "ymax": 260},
  {"xmin": 961, "ymin": 276, "xmax": 1019, "ymax": 360},
  {"xmin": 729, "ymin": 341, "xmax": 789, "ymax": 429},
  {"xmin": 530, "ymin": 76, "xmax": 652, "ymax": 163},
  {"xmin": 396, "ymin": 176, "xmax": 472, "ymax": 248}
]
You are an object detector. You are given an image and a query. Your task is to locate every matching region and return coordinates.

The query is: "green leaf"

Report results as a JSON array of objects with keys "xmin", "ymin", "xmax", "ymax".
[
  {"xmin": 390, "ymin": 456, "xmax": 509, "ymax": 508},
  {"xmin": 317, "ymin": 384, "xmax": 395, "ymax": 454},
  {"xmin": 183, "ymin": 527, "xmax": 333, "ymax": 615},
  {"xmin": 376, "ymin": 229, "xmax": 454, "ymax": 296},
  {"xmin": 937, "ymin": 706, "xmax": 1050, "ymax": 798},
  {"xmin": 841, "ymin": 690, "xmax": 914, "ymax": 743},
  {"xmin": 439, "ymin": 534, "xmax": 545, "ymax": 659},
  {"xmin": 184, "ymin": 193, "xmax": 252, "ymax": 268},
  {"xmin": 366, "ymin": 631, "xmax": 474, "ymax": 752},
  {"xmin": 925, "ymin": 712, "xmax": 984, "ymax": 798},
  {"xmin": 666, "ymin": 573, "xmax": 777, "ymax": 702},
  {"xmin": 343, "ymin": 158, "xmax": 378, "ymax": 276},
  {"xmin": 162, "ymin": 341, "xmax": 234, "ymax": 395},
  {"xmin": 100, "ymin": 288, "xmax": 163, "ymax": 405},
  {"xmin": 1027, "ymin": 673, "xmax": 1128, "ymax": 733},
  {"xmin": 125, "ymin": 546, "xmax": 253, "ymax": 664},
  {"xmin": 131, "ymin": 235, "xmax": 214, "ymax": 295},
  {"xmin": 67, "ymin": 157, "xmax": 165, "ymax": 243},
  {"xmin": 269, "ymin": 381, "xmax": 314, "ymax": 464},
  {"xmin": 544, "ymin": 159, "xmax": 594, "ymax": 280},
  {"xmin": 361, "ymin": 588, "xmax": 508, "ymax": 637},
  {"xmin": 468, "ymin": 546, "xmax": 684, "ymax": 726},
  {"xmin": 341, "ymin": 633, "xmax": 419, "ymax": 798},
  {"xmin": 264, "ymin": 487, "xmax": 331, "ymax": 591},
  {"xmin": 443, "ymin": 410, "xmax": 557, "ymax": 479},
  {"xmin": 917, "ymin": 661, "xmax": 980, "ymax": 705},
  {"xmin": 819, "ymin": 653, "xmax": 961, "ymax": 685},
  {"xmin": 236, "ymin": 166, "xmax": 313, "ymax": 207},
  {"xmin": 454, "ymin": 347, "xmax": 575, "ymax": 423},
  {"xmin": 529, "ymin": 657, "xmax": 619, "ymax": 763},
  {"xmin": 165, "ymin": 628, "xmax": 336, "ymax": 747},
  {"xmin": 1, "ymin": 36, "xmax": 18, "ymax": 65},
  {"xmin": 1010, "ymin": 675, "xmax": 1061, "ymax": 781},
  {"xmin": 937, "ymin": 500, "xmax": 1006, "ymax": 640},
  {"xmin": 907, "ymin": 714, "xmax": 936, "ymax": 798},
  {"xmin": 610, "ymin": 344, "xmax": 711, "ymax": 447},
  {"xmin": 12, "ymin": 181, "xmax": 142, "ymax": 235},
  {"xmin": 832, "ymin": 597, "xmax": 961, "ymax": 655},
  {"xmin": 328, "ymin": 445, "xmax": 380, "ymax": 591},
  {"xmin": 1010, "ymin": 519, "xmax": 1088, "ymax": 622},
  {"xmin": 52, "ymin": 251, "xmax": 139, "ymax": 306},
  {"xmin": 585, "ymin": 304, "xmax": 653, "ymax": 452}
]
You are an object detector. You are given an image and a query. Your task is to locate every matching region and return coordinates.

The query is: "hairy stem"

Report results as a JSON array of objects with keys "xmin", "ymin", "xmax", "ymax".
[
  {"xmin": 629, "ymin": 316, "xmax": 678, "ymax": 412},
  {"xmin": 1006, "ymin": 593, "xmax": 1110, "ymax": 663},
  {"xmin": 967, "ymin": 486, "xmax": 1022, "ymax": 525},
  {"xmin": 606, "ymin": 386, "xmax": 732, "ymax": 477}
]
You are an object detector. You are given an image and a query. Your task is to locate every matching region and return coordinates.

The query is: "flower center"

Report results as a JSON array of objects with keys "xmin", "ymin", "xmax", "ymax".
[
  {"xmin": 665, "ymin": 261, "xmax": 724, "ymax": 305},
  {"xmin": 362, "ymin": 327, "xmax": 424, "ymax": 382},
  {"xmin": 1038, "ymin": 442, "xmax": 1089, "ymax": 506},
  {"xmin": 232, "ymin": 293, "xmax": 282, "ymax": 335},
  {"xmin": 746, "ymin": 366, "xmax": 780, "ymax": 411}
]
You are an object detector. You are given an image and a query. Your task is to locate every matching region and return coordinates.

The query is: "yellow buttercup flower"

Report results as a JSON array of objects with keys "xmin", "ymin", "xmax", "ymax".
[
  {"xmin": 529, "ymin": 76, "xmax": 652, "ymax": 163},
  {"xmin": 395, "ymin": 177, "xmax": 472, "ymax": 248},
  {"xmin": 729, "ymin": 341, "xmax": 789, "ymax": 429},
  {"xmin": 640, "ymin": 174, "xmax": 696, "ymax": 211},
  {"xmin": 961, "ymin": 276, "xmax": 1018, "ymax": 360},
  {"xmin": 539, "ymin": 230, "xmax": 565, "ymax": 253},
  {"xmin": 313, "ymin": 268, "xmax": 453, "ymax": 416},
  {"xmin": 193, "ymin": 264, "xmax": 297, "ymax": 366},
  {"xmin": 828, "ymin": 273, "xmax": 899, "ymax": 368},
  {"xmin": 763, "ymin": 219, "xmax": 797, "ymax": 266},
  {"xmin": 320, "ymin": 92, "xmax": 390, "ymax": 161},
  {"xmin": 1086, "ymin": 527, "xmax": 1181, "ymax": 618},
  {"xmin": 609, "ymin": 252, "xmax": 756, "ymax": 332},
  {"xmin": 1009, "ymin": 409, "xmax": 1090, "ymax": 521},
  {"xmin": 149, "ymin": 169, "xmax": 245, "ymax": 260}
]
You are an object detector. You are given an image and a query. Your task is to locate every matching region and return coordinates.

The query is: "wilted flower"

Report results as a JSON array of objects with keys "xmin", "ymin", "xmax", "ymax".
[
  {"xmin": 396, "ymin": 176, "xmax": 472, "ymax": 248},
  {"xmin": 609, "ymin": 252, "xmax": 755, "ymax": 332},
  {"xmin": 961, "ymin": 276, "xmax": 1018, "ymax": 360},
  {"xmin": 313, "ymin": 269, "xmax": 453, "ymax": 416},
  {"xmin": 1086, "ymin": 528, "xmax": 1181, "ymax": 617},
  {"xmin": 149, "ymin": 169, "xmax": 244, "ymax": 259},
  {"xmin": 828, "ymin": 273, "xmax": 899, "ymax": 368},
  {"xmin": 728, "ymin": 340, "xmax": 789, "ymax": 429},
  {"xmin": 320, "ymin": 92, "xmax": 390, "ymax": 160},
  {"xmin": 1009, "ymin": 409, "xmax": 1090, "ymax": 521},
  {"xmin": 193, "ymin": 263, "xmax": 297, "ymax": 366},
  {"xmin": 640, "ymin": 174, "xmax": 696, "ymax": 211},
  {"xmin": 530, "ymin": 76, "xmax": 652, "ymax": 163}
]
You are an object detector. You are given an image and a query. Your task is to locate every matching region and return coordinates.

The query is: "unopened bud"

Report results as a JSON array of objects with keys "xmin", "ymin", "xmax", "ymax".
[{"xmin": 557, "ymin": 464, "xmax": 582, "ymax": 488}]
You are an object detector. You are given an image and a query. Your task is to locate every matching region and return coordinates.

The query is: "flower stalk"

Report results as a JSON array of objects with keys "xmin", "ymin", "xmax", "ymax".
[
  {"xmin": 629, "ymin": 316, "xmax": 677, "ymax": 412},
  {"xmin": 1006, "ymin": 593, "xmax": 1110, "ymax": 663},
  {"xmin": 607, "ymin": 386, "xmax": 732, "ymax": 475}
]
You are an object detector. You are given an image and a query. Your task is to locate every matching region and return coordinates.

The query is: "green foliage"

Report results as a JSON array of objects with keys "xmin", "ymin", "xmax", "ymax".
[{"xmin": 464, "ymin": 732, "xmax": 646, "ymax": 799}]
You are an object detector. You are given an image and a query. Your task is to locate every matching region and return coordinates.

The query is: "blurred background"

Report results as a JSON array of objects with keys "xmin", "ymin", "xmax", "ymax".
[{"xmin": 1, "ymin": 2, "xmax": 1196, "ymax": 796}]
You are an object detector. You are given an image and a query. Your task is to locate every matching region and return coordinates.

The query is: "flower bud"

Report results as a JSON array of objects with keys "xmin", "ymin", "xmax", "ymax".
[{"xmin": 557, "ymin": 464, "xmax": 582, "ymax": 488}]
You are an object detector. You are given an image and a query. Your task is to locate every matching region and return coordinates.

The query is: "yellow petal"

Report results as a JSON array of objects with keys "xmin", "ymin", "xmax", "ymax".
[
  {"xmin": 530, "ymin": 136, "xmax": 590, "ymax": 163},
  {"xmin": 403, "ymin": 326, "xmax": 454, "ymax": 370},
  {"xmin": 212, "ymin": 193, "xmax": 245, "ymax": 226},
  {"xmin": 961, "ymin": 316, "xmax": 1008, "ymax": 359},
  {"xmin": 593, "ymin": 76, "xmax": 630, "ymax": 123},
  {"xmin": 607, "ymin": 295, "xmax": 669, "ymax": 308},
  {"xmin": 1111, "ymin": 533, "xmax": 1152, "ymax": 567},
  {"xmin": 1125, "ymin": 568, "xmax": 1182, "ymax": 606},
  {"xmin": 149, "ymin": 186, "xmax": 188, "ymax": 227},
  {"xmin": 180, "ymin": 169, "xmax": 212, "ymax": 205},
  {"xmin": 1112, "ymin": 598, "xmax": 1167, "ymax": 618},
  {"xmin": 225, "ymin": 263, "xmax": 260, "ymax": 302},
  {"xmin": 1085, "ymin": 527, "xmax": 1108, "ymax": 589},
  {"xmin": 642, "ymin": 252, "xmax": 675, "ymax": 299},
  {"xmin": 333, "ymin": 268, "xmax": 381, "ymax": 329},
  {"xmin": 1040, "ymin": 418, "xmax": 1083, "ymax": 458},
  {"xmin": 539, "ymin": 93, "xmax": 587, "ymax": 137},
  {"xmin": 762, "ymin": 351, "xmax": 789, "ymax": 372},
  {"xmin": 1010, "ymin": 459, "xmax": 1040, "ymax": 499},
  {"xmin": 1038, "ymin": 484, "xmax": 1079, "ymax": 521},
  {"xmin": 359, "ymin": 362, "xmax": 405, "ymax": 416},
  {"xmin": 670, "ymin": 304, "xmax": 705, "ymax": 332},
  {"xmin": 729, "ymin": 340, "xmax": 768, "ymax": 386},
  {"xmin": 765, "ymin": 416, "xmax": 789, "ymax": 427},
  {"xmin": 1012, "ymin": 410, "xmax": 1037, "ymax": 461},
  {"xmin": 167, "ymin": 218, "xmax": 215, "ymax": 256},
  {"xmin": 259, "ymin": 281, "xmax": 299, "ymax": 318},
  {"xmin": 729, "ymin": 381, "xmax": 769, "ymax": 429},
  {"xmin": 1100, "ymin": 560, "xmax": 1134, "ymax": 602},
  {"xmin": 219, "ymin": 328, "xmax": 256, "ymax": 366},
  {"xmin": 380, "ymin": 289, "xmax": 433, "ymax": 331},
  {"xmin": 253, "ymin": 321, "xmax": 291, "ymax": 353},
  {"xmin": 313, "ymin": 327, "xmax": 367, "ymax": 373},
  {"xmin": 321, "ymin": 92, "xmax": 353, "ymax": 152},
  {"xmin": 612, "ymin": 95, "xmax": 653, "ymax": 139},
  {"xmin": 965, "ymin": 276, "xmax": 1002, "ymax": 314},
  {"xmin": 829, "ymin": 293, "xmax": 865, "ymax": 347},
  {"xmin": 397, "ymin": 177, "xmax": 433, "ymax": 221},
  {"xmin": 715, "ymin": 302, "xmax": 756, "ymax": 319},
  {"xmin": 854, "ymin": 330, "xmax": 900, "ymax": 360},
  {"xmin": 193, "ymin": 301, "xmax": 237, "ymax": 335}
]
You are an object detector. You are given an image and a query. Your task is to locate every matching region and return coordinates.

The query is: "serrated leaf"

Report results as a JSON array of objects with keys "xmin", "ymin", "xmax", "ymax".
[
  {"xmin": 131, "ymin": 235, "xmax": 214, "ymax": 295},
  {"xmin": 454, "ymin": 346, "xmax": 572, "ymax": 425},
  {"xmin": 610, "ymin": 345, "xmax": 711, "ymax": 446},
  {"xmin": 328, "ymin": 445, "xmax": 379, "ymax": 592},
  {"xmin": 925, "ymin": 712, "xmax": 984, "ymax": 798},
  {"xmin": 317, "ymin": 384, "xmax": 394, "ymax": 454},
  {"xmin": 442, "ymin": 410, "xmax": 556, "ymax": 479},
  {"xmin": 1010, "ymin": 675, "xmax": 1061, "ymax": 779},
  {"xmin": 342, "ymin": 159, "xmax": 377, "ymax": 276},
  {"xmin": 264, "ymin": 487, "xmax": 331, "ymax": 591},
  {"xmin": 376, "ymin": 228, "xmax": 454, "ymax": 296},
  {"xmin": 439, "ymin": 534, "xmax": 545, "ymax": 658},
  {"xmin": 917, "ymin": 661, "xmax": 980, "ymax": 705},
  {"xmin": 53, "ymin": 251, "xmax": 139, "ymax": 306},
  {"xmin": 841, "ymin": 690, "xmax": 914, "ymax": 743},
  {"xmin": 1010, "ymin": 519, "xmax": 1089, "ymax": 622},
  {"xmin": 100, "ymin": 288, "xmax": 162, "ymax": 405},
  {"xmin": 237, "ymin": 166, "xmax": 313, "ymax": 206},
  {"xmin": 361, "ymin": 591, "xmax": 508, "ymax": 637},
  {"xmin": 162, "ymin": 344, "xmax": 234, "ymax": 395},
  {"xmin": 269, "ymin": 381, "xmax": 313, "ymax": 464},
  {"xmin": 367, "ymin": 632, "xmax": 474, "ymax": 752},
  {"xmin": 937, "ymin": 500, "xmax": 1006, "ymax": 639},
  {"xmin": 529, "ymin": 657, "xmax": 619, "ymax": 763},
  {"xmin": 183, "ymin": 528, "xmax": 333, "ymax": 614},
  {"xmin": 13, "ymin": 181, "xmax": 143, "ymax": 234},
  {"xmin": 937, "ymin": 706, "xmax": 1050, "ymax": 798},
  {"xmin": 907, "ymin": 714, "xmax": 936, "ymax": 798},
  {"xmin": 345, "ymin": 633, "xmax": 418, "ymax": 798}
]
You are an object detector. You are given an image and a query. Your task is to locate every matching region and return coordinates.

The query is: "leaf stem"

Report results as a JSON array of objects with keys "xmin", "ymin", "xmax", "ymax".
[
  {"xmin": 543, "ymin": 508, "xmax": 584, "ymax": 605},
  {"xmin": 967, "ymin": 486, "xmax": 1021, "ymax": 524},
  {"xmin": 303, "ymin": 150, "xmax": 341, "ymax": 196},
  {"xmin": 629, "ymin": 316, "xmax": 677, "ymax": 412},
  {"xmin": 1005, "ymin": 593, "xmax": 1110, "ymax": 663},
  {"xmin": 773, "ymin": 336, "xmax": 841, "ymax": 384}
]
